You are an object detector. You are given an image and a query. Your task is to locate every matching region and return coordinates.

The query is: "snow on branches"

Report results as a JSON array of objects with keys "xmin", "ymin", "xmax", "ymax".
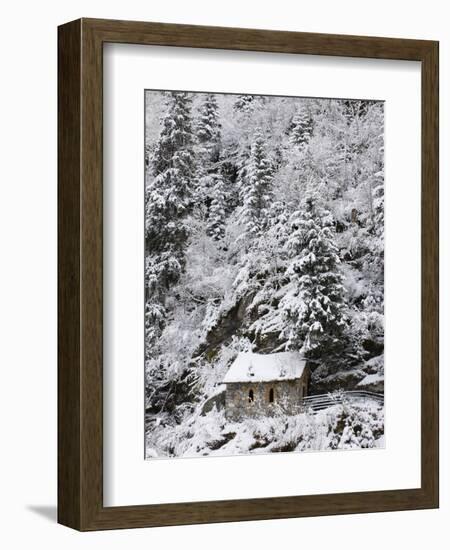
[
  {"xmin": 144, "ymin": 91, "xmax": 385, "ymax": 457},
  {"xmin": 280, "ymin": 191, "xmax": 346, "ymax": 354}
]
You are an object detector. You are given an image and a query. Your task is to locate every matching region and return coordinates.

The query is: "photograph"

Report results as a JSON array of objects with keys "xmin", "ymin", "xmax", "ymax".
[{"xmin": 144, "ymin": 89, "xmax": 385, "ymax": 459}]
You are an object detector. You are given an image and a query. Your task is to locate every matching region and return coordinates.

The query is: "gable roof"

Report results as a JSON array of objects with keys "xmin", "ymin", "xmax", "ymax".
[{"xmin": 223, "ymin": 351, "xmax": 306, "ymax": 384}]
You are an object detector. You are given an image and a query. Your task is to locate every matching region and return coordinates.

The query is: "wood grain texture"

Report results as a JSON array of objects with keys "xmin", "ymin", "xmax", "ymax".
[
  {"xmin": 58, "ymin": 18, "xmax": 439, "ymax": 531},
  {"xmin": 57, "ymin": 19, "xmax": 82, "ymax": 530},
  {"xmin": 420, "ymin": 41, "xmax": 439, "ymax": 506}
]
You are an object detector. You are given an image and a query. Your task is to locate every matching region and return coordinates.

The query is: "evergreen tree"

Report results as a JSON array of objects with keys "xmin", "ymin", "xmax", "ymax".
[
  {"xmin": 195, "ymin": 94, "xmax": 223, "ymax": 217},
  {"xmin": 246, "ymin": 201, "xmax": 291, "ymax": 346},
  {"xmin": 365, "ymin": 166, "xmax": 384, "ymax": 303},
  {"xmin": 372, "ymin": 170, "xmax": 384, "ymax": 252},
  {"xmin": 289, "ymin": 107, "xmax": 312, "ymax": 148},
  {"xmin": 280, "ymin": 192, "xmax": 346, "ymax": 355},
  {"xmin": 197, "ymin": 94, "xmax": 221, "ymax": 153},
  {"xmin": 372, "ymin": 168, "xmax": 384, "ymax": 242},
  {"xmin": 240, "ymin": 129, "xmax": 273, "ymax": 237},
  {"xmin": 233, "ymin": 94, "xmax": 255, "ymax": 114},
  {"xmin": 206, "ymin": 174, "xmax": 227, "ymax": 240},
  {"xmin": 235, "ymin": 143, "xmax": 251, "ymax": 203},
  {"xmin": 145, "ymin": 92, "xmax": 196, "ymax": 342}
]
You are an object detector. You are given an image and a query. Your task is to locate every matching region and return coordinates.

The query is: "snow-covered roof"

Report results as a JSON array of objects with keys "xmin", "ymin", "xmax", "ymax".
[
  {"xmin": 223, "ymin": 352, "xmax": 306, "ymax": 384},
  {"xmin": 357, "ymin": 373, "xmax": 384, "ymax": 387}
]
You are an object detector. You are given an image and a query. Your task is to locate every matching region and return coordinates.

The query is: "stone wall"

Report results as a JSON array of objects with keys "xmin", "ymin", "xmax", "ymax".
[{"xmin": 225, "ymin": 370, "xmax": 309, "ymax": 421}]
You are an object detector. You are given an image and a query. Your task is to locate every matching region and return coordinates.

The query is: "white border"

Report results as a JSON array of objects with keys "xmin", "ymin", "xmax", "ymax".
[{"xmin": 103, "ymin": 43, "xmax": 421, "ymax": 507}]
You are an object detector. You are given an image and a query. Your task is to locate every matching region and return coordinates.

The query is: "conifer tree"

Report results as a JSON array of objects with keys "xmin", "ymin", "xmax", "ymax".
[
  {"xmin": 206, "ymin": 174, "xmax": 227, "ymax": 240},
  {"xmin": 246, "ymin": 200, "xmax": 291, "ymax": 344},
  {"xmin": 235, "ymin": 143, "xmax": 251, "ymax": 203},
  {"xmin": 368, "ymin": 166, "xmax": 384, "ymax": 296},
  {"xmin": 289, "ymin": 107, "xmax": 312, "ymax": 148},
  {"xmin": 240, "ymin": 129, "xmax": 273, "ymax": 237},
  {"xmin": 197, "ymin": 94, "xmax": 221, "ymax": 153},
  {"xmin": 145, "ymin": 92, "xmax": 196, "ymax": 341},
  {"xmin": 372, "ymin": 169, "xmax": 384, "ymax": 239},
  {"xmin": 195, "ymin": 94, "xmax": 222, "ymax": 214},
  {"xmin": 281, "ymin": 192, "xmax": 346, "ymax": 355},
  {"xmin": 233, "ymin": 94, "xmax": 255, "ymax": 114}
]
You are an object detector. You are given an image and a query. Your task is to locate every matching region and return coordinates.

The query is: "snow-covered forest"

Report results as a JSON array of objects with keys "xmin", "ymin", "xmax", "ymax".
[{"xmin": 144, "ymin": 90, "xmax": 384, "ymax": 458}]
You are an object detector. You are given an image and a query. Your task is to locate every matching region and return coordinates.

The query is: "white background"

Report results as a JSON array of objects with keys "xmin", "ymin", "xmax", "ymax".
[
  {"xmin": 104, "ymin": 45, "xmax": 421, "ymax": 506},
  {"xmin": 0, "ymin": 0, "xmax": 448, "ymax": 548}
]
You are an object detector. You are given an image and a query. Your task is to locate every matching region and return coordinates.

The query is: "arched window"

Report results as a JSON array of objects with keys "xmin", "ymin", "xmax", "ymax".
[
  {"xmin": 248, "ymin": 389, "xmax": 254, "ymax": 403},
  {"xmin": 269, "ymin": 388, "xmax": 274, "ymax": 403}
]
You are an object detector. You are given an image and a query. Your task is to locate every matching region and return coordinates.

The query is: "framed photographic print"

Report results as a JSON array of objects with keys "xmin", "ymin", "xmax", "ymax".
[{"xmin": 58, "ymin": 18, "xmax": 439, "ymax": 530}]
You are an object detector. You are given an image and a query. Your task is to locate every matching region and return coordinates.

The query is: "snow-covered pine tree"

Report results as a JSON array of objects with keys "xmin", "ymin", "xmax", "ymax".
[
  {"xmin": 197, "ymin": 94, "xmax": 221, "ymax": 154},
  {"xmin": 289, "ymin": 106, "xmax": 312, "ymax": 148},
  {"xmin": 145, "ymin": 91, "xmax": 196, "ymax": 342},
  {"xmin": 240, "ymin": 128, "xmax": 273, "ymax": 237},
  {"xmin": 369, "ymin": 155, "xmax": 385, "ymax": 318},
  {"xmin": 195, "ymin": 94, "xmax": 224, "ymax": 219},
  {"xmin": 206, "ymin": 174, "xmax": 227, "ymax": 240},
  {"xmin": 246, "ymin": 201, "xmax": 291, "ymax": 347},
  {"xmin": 233, "ymin": 94, "xmax": 255, "ymax": 114},
  {"xmin": 234, "ymin": 143, "xmax": 251, "ymax": 204},
  {"xmin": 372, "ymin": 168, "xmax": 384, "ymax": 245},
  {"xmin": 280, "ymin": 191, "xmax": 346, "ymax": 356}
]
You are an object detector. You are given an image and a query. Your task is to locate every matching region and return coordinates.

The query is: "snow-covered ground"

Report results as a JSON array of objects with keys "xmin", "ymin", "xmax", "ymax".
[{"xmin": 145, "ymin": 400, "xmax": 384, "ymax": 459}]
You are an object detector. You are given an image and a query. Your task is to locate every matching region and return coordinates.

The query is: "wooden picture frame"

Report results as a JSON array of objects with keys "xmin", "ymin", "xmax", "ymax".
[{"xmin": 58, "ymin": 18, "xmax": 439, "ymax": 531}]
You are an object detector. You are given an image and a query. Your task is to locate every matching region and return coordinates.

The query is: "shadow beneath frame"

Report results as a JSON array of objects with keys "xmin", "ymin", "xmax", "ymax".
[{"xmin": 27, "ymin": 505, "xmax": 57, "ymax": 523}]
